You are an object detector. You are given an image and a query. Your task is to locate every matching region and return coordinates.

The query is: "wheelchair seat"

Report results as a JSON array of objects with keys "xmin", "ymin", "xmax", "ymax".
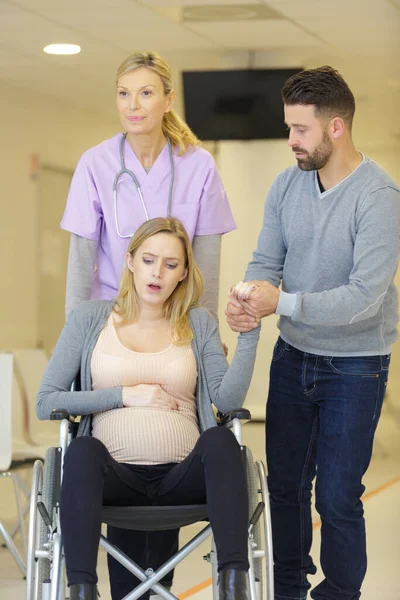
[{"xmin": 102, "ymin": 504, "xmax": 209, "ymax": 531}]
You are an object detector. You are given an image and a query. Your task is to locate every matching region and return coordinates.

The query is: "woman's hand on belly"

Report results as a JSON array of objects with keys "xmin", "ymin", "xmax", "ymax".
[{"xmin": 122, "ymin": 384, "xmax": 179, "ymax": 410}]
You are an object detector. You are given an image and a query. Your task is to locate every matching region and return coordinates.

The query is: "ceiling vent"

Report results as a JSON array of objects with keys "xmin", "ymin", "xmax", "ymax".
[{"xmin": 182, "ymin": 4, "xmax": 282, "ymax": 22}]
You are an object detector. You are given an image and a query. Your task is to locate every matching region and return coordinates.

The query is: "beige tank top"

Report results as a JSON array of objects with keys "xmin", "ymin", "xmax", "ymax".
[{"xmin": 91, "ymin": 315, "xmax": 199, "ymax": 465}]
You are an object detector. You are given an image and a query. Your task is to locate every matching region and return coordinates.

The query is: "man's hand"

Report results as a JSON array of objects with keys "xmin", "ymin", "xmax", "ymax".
[
  {"xmin": 225, "ymin": 296, "xmax": 260, "ymax": 333},
  {"xmin": 238, "ymin": 280, "xmax": 280, "ymax": 320},
  {"xmin": 225, "ymin": 280, "xmax": 280, "ymax": 332}
]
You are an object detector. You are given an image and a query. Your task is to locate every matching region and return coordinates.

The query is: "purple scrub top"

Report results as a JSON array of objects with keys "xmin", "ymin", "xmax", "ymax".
[{"xmin": 61, "ymin": 133, "xmax": 236, "ymax": 299}]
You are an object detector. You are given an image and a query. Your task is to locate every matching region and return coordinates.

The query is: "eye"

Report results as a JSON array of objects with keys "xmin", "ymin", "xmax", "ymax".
[
  {"xmin": 297, "ymin": 128, "xmax": 306, "ymax": 134},
  {"xmin": 166, "ymin": 263, "xmax": 178, "ymax": 269},
  {"xmin": 118, "ymin": 90, "xmax": 128, "ymax": 97},
  {"xmin": 142, "ymin": 258, "xmax": 153, "ymax": 265},
  {"xmin": 142, "ymin": 90, "xmax": 152, "ymax": 97}
]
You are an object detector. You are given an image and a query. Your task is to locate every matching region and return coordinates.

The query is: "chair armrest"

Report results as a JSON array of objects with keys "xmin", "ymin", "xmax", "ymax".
[
  {"xmin": 218, "ymin": 409, "xmax": 251, "ymax": 427},
  {"xmin": 49, "ymin": 409, "xmax": 76, "ymax": 422},
  {"xmin": 50, "ymin": 409, "xmax": 79, "ymax": 438}
]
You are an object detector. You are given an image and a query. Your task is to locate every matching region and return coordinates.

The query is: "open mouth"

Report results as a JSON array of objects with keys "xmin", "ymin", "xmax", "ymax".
[{"xmin": 148, "ymin": 283, "xmax": 162, "ymax": 291}]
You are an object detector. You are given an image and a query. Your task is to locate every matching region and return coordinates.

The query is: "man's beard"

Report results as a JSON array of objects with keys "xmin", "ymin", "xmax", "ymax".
[{"xmin": 293, "ymin": 130, "xmax": 333, "ymax": 171}]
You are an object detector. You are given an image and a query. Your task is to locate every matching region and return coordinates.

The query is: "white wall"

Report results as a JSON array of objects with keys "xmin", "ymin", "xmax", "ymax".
[
  {"xmin": 217, "ymin": 140, "xmax": 293, "ymax": 419},
  {"xmin": 0, "ymin": 84, "xmax": 119, "ymax": 349},
  {"xmin": 367, "ymin": 149, "xmax": 400, "ymax": 184}
]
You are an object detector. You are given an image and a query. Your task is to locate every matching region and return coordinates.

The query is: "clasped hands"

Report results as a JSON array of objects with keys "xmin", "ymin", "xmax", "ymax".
[{"xmin": 225, "ymin": 280, "xmax": 280, "ymax": 333}]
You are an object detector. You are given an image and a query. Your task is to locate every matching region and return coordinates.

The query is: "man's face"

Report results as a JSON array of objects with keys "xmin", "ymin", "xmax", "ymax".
[{"xmin": 284, "ymin": 104, "xmax": 333, "ymax": 171}]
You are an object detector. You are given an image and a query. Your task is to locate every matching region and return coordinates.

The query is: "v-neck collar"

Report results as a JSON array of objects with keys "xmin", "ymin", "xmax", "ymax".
[
  {"xmin": 314, "ymin": 153, "xmax": 366, "ymax": 198},
  {"xmin": 122, "ymin": 134, "xmax": 172, "ymax": 189}
]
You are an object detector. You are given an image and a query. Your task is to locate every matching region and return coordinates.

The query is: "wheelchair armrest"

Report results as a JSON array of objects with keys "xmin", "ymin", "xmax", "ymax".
[
  {"xmin": 50, "ymin": 409, "xmax": 76, "ymax": 422},
  {"xmin": 50, "ymin": 409, "xmax": 79, "ymax": 438},
  {"xmin": 218, "ymin": 409, "xmax": 251, "ymax": 427}
]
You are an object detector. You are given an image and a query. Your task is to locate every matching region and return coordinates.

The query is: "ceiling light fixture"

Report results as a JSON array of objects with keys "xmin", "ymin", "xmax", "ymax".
[{"xmin": 43, "ymin": 44, "xmax": 81, "ymax": 55}]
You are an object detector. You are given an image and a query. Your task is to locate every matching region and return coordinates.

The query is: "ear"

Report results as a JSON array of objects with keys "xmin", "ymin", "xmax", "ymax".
[
  {"xmin": 330, "ymin": 116, "xmax": 345, "ymax": 140},
  {"xmin": 179, "ymin": 267, "xmax": 188, "ymax": 282},
  {"xmin": 165, "ymin": 89, "xmax": 176, "ymax": 113},
  {"xmin": 126, "ymin": 253, "xmax": 134, "ymax": 273}
]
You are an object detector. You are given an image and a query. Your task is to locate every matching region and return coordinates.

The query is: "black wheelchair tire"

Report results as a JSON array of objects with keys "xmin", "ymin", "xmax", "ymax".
[{"xmin": 37, "ymin": 447, "xmax": 61, "ymax": 600}]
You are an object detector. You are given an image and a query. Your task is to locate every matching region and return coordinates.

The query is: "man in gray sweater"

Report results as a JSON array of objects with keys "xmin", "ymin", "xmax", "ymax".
[{"xmin": 226, "ymin": 67, "xmax": 400, "ymax": 600}]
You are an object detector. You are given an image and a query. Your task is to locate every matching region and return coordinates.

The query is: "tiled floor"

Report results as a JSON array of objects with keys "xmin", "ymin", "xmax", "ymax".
[{"xmin": 1, "ymin": 353, "xmax": 400, "ymax": 600}]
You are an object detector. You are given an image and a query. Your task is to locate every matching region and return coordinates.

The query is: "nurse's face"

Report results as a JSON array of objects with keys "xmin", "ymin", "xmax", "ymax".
[
  {"xmin": 127, "ymin": 233, "xmax": 188, "ymax": 309},
  {"xmin": 117, "ymin": 67, "xmax": 174, "ymax": 137}
]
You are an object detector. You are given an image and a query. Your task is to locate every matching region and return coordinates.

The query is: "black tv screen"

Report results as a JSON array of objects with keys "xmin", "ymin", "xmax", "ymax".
[{"xmin": 182, "ymin": 68, "xmax": 301, "ymax": 141}]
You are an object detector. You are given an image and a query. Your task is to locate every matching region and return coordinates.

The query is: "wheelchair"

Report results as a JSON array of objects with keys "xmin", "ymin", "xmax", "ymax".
[{"xmin": 26, "ymin": 407, "xmax": 274, "ymax": 600}]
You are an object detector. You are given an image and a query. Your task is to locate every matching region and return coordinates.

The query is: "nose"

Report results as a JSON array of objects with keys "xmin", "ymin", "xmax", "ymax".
[
  {"xmin": 287, "ymin": 129, "xmax": 298, "ymax": 148},
  {"xmin": 129, "ymin": 93, "xmax": 140, "ymax": 111},
  {"xmin": 153, "ymin": 261, "xmax": 163, "ymax": 279}
]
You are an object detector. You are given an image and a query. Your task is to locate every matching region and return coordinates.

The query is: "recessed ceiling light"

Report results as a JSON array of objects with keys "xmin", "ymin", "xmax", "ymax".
[{"xmin": 43, "ymin": 44, "xmax": 81, "ymax": 55}]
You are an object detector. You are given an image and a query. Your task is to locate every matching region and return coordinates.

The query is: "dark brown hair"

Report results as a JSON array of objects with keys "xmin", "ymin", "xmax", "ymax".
[{"xmin": 281, "ymin": 66, "xmax": 356, "ymax": 127}]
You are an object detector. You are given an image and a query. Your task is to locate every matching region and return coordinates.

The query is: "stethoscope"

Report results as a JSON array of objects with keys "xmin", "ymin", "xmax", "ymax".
[{"xmin": 113, "ymin": 132, "xmax": 175, "ymax": 238}]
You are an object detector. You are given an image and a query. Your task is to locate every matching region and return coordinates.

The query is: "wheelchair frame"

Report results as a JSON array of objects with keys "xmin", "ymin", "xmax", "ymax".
[{"xmin": 26, "ymin": 410, "xmax": 274, "ymax": 600}]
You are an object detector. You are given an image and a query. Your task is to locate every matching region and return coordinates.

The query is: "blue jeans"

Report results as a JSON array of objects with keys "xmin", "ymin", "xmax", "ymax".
[{"xmin": 266, "ymin": 337, "xmax": 390, "ymax": 600}]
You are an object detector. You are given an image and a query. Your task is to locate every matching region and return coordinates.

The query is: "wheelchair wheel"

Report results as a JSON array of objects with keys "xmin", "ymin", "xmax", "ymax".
[
  {"xmin": 38, "ymin": 447, "xmax": 60, "ymax": 598},
  {"xmin": 27, "ymin": 460, "xmax": 43, "ymax": 600},
  {"xmin": 244, "ymin": 447, "xmax": 264, "ymax": 600},
  {"xmin": 27, "ymin": 447, "xmax": 62, "ymax": 600},
  {"xmin": 256, "ymin": 461, "xmax": 274, "ymax": 600}
]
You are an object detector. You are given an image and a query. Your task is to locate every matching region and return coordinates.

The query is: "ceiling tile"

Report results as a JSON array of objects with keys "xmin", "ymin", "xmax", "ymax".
[
  {"xmin": 41, "ymin": 1, "xmax": 170, "ymax": 26},
  {"xmin": 78, "ymin": 22, "xmax": 218, "ymax": 50},
  {"xmin": 140, "ymin": 1, "xmax": 263, "ymax": 5},
  {"xmin": 265, "ymin": 0, "xmax": 400, "ymax": 22},
  {"xmin": 186, "ymin": 19, "xmax": 324, "ymax": 48},
  {"xmin": 294, "ymin": 17, "xmax": 400, "ymax": 47}
]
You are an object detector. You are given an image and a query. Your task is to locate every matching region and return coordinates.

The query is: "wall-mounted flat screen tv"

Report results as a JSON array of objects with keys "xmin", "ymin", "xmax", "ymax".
[{"xmin": 182, "ymin": 68, "xmax": 301, "ymax": 140}]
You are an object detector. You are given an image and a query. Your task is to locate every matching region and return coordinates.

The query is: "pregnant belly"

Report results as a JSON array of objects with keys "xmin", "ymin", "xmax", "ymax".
[{"xmin": 92, "ymin": 406, "xmax": 200, "ymax": 465}]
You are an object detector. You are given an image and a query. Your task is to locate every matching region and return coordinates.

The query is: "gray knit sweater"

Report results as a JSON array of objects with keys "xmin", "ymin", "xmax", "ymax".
[
  {"xmin": 246, "ymin": 156, "xmax": 400, "ymax": 356},
  {"xmin": 36, "ymin": 301, "xmax": 260, "ymax": 436}
]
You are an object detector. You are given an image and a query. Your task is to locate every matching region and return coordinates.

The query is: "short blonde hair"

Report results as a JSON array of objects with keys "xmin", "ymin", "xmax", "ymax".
[
  {"xmin": 114, "ymin": 217, "xmax": 204, "ymax": 344},
  {"xmin": 116, "ymin": 51, "xmax": 200, "ymax": 156}
]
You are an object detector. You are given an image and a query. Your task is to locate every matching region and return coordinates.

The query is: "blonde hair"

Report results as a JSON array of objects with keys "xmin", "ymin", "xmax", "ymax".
[
  {"xmin": 116, "ymin": 51, "xmax": 200, "ymax": 156},
  {"xmin": 114, "ymin": 218, "xmax": 204, "ymax": 344}
]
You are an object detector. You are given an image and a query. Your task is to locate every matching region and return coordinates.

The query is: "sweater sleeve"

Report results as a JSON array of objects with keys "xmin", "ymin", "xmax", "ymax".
[
  {"xmin": 292, "ymin": 186, "xmax": 400, "ymax": 326},
  {"xmin": 192, "ymin": 234, "xmax": 221, "ymax": 318},
  {"xmin": 65, "ymin": 234, "xmax": 97, "ymax": 318},
  {"xmin": 199, "ymin": 312, "xmax": 261, "ymax": 414},
  {"xmin": 245, "ymin": 177, "xmax": 286, "ymax": 286},
  {"xmin": 36, "ymin": 305, "xmax": 123, "ymax": 420}
]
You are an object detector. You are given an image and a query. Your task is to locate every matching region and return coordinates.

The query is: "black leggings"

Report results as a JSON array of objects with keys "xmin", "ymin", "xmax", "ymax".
[{"xmin": 60, "ymin": 427, "xmax": 249, "ymax": 598}]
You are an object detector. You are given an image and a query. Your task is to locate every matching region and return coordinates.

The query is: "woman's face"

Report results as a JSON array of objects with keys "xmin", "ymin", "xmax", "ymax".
[
  {"xmin": 127, "ymin": 233, "xmax": 187, "ymax": 308},
  {"xmin": 116, "ymin": 67, "xmax": 174, "ymax": 137}
]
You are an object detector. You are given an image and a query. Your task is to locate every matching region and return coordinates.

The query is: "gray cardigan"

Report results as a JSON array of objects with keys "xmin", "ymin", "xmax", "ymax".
[{"xmin": 37, "ymin": 301, "xmax": 260, "ymax": 436}]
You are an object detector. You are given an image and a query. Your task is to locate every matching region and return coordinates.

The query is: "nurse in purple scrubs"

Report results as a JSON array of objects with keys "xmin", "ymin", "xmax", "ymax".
[
  {"xmin": 62, "ymin": 50, "xmax": 235, "ymax": 320},
  {"xmin": 61, "ymin": 51, "xmax": 236, "ymax": 600}
]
